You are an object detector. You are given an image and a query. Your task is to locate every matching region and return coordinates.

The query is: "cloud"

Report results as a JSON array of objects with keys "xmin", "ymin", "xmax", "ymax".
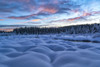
[
  {"xmin": 7, "ymin": 4, "xmax": 59, "ymax": 20},
  {"xmin": 67, "ymin": 11, "xmax": 100, "ymax": 21},
  {"xmin": 40, "ymin": 5, "xmax": 58, "ymax": 14},
  {"xmin": 0, "ymin": 28, "xmax": 13, "ymax": 32},
  {"xmin": 31, "ymin": 19, "xmax": 41, "ymax": 22},
  {"xmin": 0, "ymin": 19, "xmax": 4, "ymax": 21},
  {"xmin": 47, "ymin": 11, "xmax": 100, "ymax": 23},
  {"xmin": 8, "ymin": 14, "xmax": 37, "ymax": 20},
  {"xmin": 0, "ymin": 0, "xmax": 100, "ymax": 26},
  {"xmin": 0, "ymin": 0, "xmax": 80, "ymax": 18}
]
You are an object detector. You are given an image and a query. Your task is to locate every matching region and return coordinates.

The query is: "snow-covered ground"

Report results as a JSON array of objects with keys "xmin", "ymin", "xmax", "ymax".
[{"xmin": 0, "ymin": 33, "xmax": 100, "ymax": 67}]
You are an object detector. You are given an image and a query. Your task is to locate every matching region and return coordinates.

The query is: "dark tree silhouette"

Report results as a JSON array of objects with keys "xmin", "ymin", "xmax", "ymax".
[
  {"xmin": 0, "ymin": 23, "xmax": 100, "ymax": 35},
  {"xmin": 12, "ymin": 23, "xmax": 100, "ymax": 34}
]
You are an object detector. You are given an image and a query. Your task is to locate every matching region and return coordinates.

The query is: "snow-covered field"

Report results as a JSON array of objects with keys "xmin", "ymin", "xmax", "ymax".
[{"xmin": 0, "ymin": 33, "xmax": 100, "ymax": 67}]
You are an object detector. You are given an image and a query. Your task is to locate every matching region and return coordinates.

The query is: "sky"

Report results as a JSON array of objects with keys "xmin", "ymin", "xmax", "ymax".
[{"xmin": 0, "ymin": 0, "xmax": 100, "ymax": 28}]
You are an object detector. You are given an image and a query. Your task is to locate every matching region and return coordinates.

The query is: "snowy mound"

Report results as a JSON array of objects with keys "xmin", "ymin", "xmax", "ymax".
[{"xmin": 0, "ymin": 33, "xmax": 100, "ymax": 67}]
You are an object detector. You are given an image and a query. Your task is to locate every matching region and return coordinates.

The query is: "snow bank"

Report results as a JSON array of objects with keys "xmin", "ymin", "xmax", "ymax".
[
  {"xmin": 0, "ymin": 33, "xmax": 100, "ymax": 67},
  {"xmin": 4, "ymin": 52, "xmax": 52, "ymax": 67}
]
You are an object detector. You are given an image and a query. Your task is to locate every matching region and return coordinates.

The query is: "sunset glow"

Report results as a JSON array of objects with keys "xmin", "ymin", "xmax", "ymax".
[{"xmin": 0, "ymin": 0, "xmax": 100, "ymax": 30}]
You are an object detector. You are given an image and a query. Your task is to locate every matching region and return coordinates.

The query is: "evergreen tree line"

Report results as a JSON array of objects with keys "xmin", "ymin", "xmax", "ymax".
[
  {"xmin": 0, "ymin": 31, "xmax": 5, "ymax": 33},
  {"xmin": 13, "ymin": 23, "xmax": 100, "ymax": 34}
]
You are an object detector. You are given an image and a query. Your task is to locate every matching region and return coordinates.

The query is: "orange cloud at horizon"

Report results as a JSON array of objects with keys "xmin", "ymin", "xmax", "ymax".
[
  {"xmin": 14, "ymin": 16, "xmax": 58, "ymax": 24},
  {"xmin": 31, "ymin": 19, "xmax": 41, "ymax": 22},
  {"xmin": 14, "ymin": 19, "xmax": 41, "ymax": 24},
  {"xmin": 0, "ymin": 19, "xmax": 4, "ymax": 21},
  {"xmin": 0, "ymin": 28, "xmax": 14, "ymax": 32},
  {"xmin": 67, "ymin": 17, "xmax": 81, "ymax": 21}
]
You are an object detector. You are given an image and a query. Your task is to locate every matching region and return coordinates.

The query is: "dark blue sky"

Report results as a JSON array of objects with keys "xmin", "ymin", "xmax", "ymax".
[{"xmin": 0, "ymin": 0, "xmax": 100, "ymax": 27}]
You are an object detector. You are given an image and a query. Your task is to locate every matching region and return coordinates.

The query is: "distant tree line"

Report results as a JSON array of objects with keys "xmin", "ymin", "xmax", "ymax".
[
  {"xmin": 12, "ymin": 23, "xmax": 100, "ymax": 34},
  {"xmin": 0, "ymin": 31, "xmax": 5, "ymax": 33}
]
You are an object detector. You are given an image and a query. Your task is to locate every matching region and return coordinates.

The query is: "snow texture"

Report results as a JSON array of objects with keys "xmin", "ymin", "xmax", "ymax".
[{"xmin": 0, "ymin": 33, "xmax": 100, "ymax": 67}]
